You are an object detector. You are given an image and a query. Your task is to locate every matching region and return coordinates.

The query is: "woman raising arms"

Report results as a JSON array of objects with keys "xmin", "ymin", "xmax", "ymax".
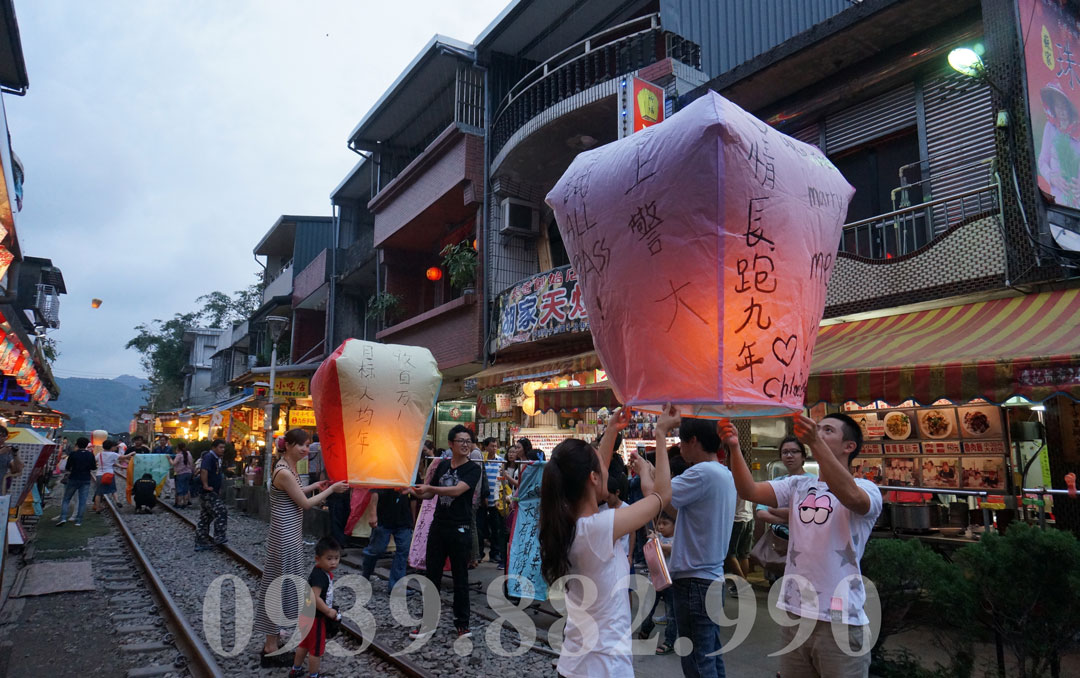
[{"xmin": 539, "ymin": 405, "xmax": 674, "ymax": 678}]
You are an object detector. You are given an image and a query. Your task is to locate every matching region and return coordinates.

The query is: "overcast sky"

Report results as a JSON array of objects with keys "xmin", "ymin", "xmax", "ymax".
[{"xmin": 7, "ymin": 0, "xmax": 507, "ymax": 381}]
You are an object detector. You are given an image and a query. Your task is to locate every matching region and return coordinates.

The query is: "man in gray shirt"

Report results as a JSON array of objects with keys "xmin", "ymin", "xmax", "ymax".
[{"xmin": 666, "ymin": 414, "xmax": 736, "ymax": 678}]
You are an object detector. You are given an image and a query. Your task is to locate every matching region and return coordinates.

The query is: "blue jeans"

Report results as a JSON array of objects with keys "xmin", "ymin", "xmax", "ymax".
[
  {"xmin": 361, "ymin": 526, "xmax": 413, "ymax": 593},
  {"xmin": 673, "ymin": 577, "xmax": 726, "ymax": 678},
  {"xmin": 60, "ymin": 480, "xmax": 90, "ymax": 523}
]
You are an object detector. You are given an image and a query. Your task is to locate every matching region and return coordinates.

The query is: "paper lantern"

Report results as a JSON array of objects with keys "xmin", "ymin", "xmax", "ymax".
[
  {"xmin": 558, "ymin": 379, "xmax": 569, "ymax": 388},
  {"xmin": 311, "ymin": 338, "xmax": 441, "ymax": 488},
  {"xmin": 425, "ymin": 266, "xmax": 443, "ymax": 282},
  {"xmin": 522, "ymin": 381, "xmax": 541, "ymax": 397},
  {"xmin": 521, "ymin": 396, "xmax": 538, "ymax": 417},
  {"xmin": 91, "ymin": 298, "xmax": 103, "ymax": 309},
  {"xmin": 91, "ymin": 430, "xmax": 108, "ymax": 448},
  {"xmin": 546, "ymin": 91, "xmax": 854, "ymax": 417}
]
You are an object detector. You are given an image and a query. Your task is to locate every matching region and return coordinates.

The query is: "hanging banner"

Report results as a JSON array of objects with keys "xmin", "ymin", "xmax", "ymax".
[
  {"xmin": 507, "ymin": 461, "xmax": 547, "ymax": 600},
  {"xmin": 1021, "ymin": 0, "xmax": 1080, "ymax": 210},
  {"xmin": 125, "ymin": 454, "xmax": 173, "ymax": 502},
  {"xmin": 495, "ymin": 264, "xmax": 590, "ymax": 350}
]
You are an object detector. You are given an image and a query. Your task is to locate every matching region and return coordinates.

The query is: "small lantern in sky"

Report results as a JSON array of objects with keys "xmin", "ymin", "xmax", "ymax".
[
  {"xmin": 546, "ymin": 91, "xmax": 854, "ymax": 417},
  {"xmin": 311, "ymin": 339, "xmax": 441, "ymax": 487},
  {"xmin": 91, "ymin": 298, "xmax": 103, "ymax": 309}
]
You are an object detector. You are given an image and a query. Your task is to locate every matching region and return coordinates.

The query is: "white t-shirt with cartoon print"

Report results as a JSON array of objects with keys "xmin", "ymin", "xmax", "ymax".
[{"xmin": 769, "ymin": 474, "xmax": 882, "ymax": 626}]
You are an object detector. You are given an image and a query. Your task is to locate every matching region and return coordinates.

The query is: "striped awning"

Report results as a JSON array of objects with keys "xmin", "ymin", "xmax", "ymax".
[
  {"xmin": 806, "ymin": 289, "xmax": 1080, "ymax": 405},
  {"xmin": 535, "ymin": 384, "xmax": 620, "ymax": 412},
  {"xmin": 474, "ymin": 350, "xmax": 602, "ymax": 389}
]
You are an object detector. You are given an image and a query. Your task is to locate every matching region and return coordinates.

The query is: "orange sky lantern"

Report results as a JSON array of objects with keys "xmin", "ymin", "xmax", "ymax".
[{"xmin": 311, "ymin": 339, "xmax": 441, "ymax": 488}]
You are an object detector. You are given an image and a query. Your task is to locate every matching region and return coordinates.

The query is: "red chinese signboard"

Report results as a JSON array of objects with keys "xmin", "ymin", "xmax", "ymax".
[{"xmin": 632, "ymin": 77, "xmax": 665, "ymax": 133}]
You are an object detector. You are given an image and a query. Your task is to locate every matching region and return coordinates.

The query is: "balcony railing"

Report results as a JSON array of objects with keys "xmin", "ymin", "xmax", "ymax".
[
  {"xmin": 262, "ymin": 261, "xmax": 293, "ymax": 303},
  {"xmin": 491, "ymin": 12, "xmax": 701, "ymax": 157},
  {"xmin": 841, "ymin": 184, "xmax": 999, "ymax": 260}
]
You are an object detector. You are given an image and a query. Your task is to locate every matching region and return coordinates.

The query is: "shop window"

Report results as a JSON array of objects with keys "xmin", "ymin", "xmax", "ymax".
[
  {"xmin": 547, "ymin": 220, "xmax": 570, "ymax": 269},
  {"xmin": 831, "ymin": 129, "xmax": 928, "ymax": 258}
]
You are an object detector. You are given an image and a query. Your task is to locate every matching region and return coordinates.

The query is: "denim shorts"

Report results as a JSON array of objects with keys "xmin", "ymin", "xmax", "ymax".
[{"xmin": 175, "ymin": 472, "xmax": 192, "ymax": 496}]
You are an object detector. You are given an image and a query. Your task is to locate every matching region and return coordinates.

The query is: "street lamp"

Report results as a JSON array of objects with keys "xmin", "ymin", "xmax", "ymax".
[
  {"xmin": 263, "ymin": 315, "xmax": 289, "ymax": 479},
  {"xmin": 948, "ymin": 47, "xmax": 983, "ymax": 77}
]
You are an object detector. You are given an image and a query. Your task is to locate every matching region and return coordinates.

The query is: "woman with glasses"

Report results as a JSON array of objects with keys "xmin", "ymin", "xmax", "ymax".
[{"xmin": 407, "ymin": 424, "xmax": 483, "ymax": 640}]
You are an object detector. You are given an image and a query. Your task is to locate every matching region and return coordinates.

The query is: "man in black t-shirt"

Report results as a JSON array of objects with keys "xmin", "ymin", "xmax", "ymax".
[
  {"xmin": 57, "ymin": 437, "xmax": 96, "ymax": 526},
  {"xmin": 407, "ymin": 424, "xmax": 481, "ymax": 639},
  {"xmin": 360, "ymin": 487, "xmax": 416, "ymax": 594}
]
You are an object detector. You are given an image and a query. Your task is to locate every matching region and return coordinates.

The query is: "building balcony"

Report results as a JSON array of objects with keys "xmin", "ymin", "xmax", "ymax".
[
  {"xmin": 490, "ymin": 12, "xmax": 701, "ymax": 164},
  {"xmin": 262, "ymin": 261, "xmax": 293, "ymax": 304},
  {"xmin": 293, "ymin": 247, "xmax": 342, "ymax": 308},
  {"xmin": 376, "ymin": 293, "xmax": 481, "ymax": 373},
  {"xmin": 825, "ymin": 184, "xmax": 1006, "ymax": 318}
]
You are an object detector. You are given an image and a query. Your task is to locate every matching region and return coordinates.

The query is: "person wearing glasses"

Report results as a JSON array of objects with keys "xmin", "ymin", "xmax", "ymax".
[{"xmin": 407, "ymin": 424, "xmax": 482, "ymax": 640}]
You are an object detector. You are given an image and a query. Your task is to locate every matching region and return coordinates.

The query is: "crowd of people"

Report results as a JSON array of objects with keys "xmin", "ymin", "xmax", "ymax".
[{"xmin": 44, "ymin": 410, "xmax": 881, "ymax": 678}]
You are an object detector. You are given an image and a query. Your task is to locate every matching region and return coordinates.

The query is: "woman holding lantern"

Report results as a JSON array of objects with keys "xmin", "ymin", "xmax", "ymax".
[
  {"xmin": 253, "ymin": 428, "xmax": 348, "ymax": 666},
  {"xmin": 538, "ymin": 406, "xmax": 670, "ymax": 678}
]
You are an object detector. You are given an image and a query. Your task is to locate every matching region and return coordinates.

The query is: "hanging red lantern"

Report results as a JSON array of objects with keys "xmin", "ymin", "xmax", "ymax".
[{"xmin": 426, "ymin": 266, "xmax": 443, "ymax": 282}]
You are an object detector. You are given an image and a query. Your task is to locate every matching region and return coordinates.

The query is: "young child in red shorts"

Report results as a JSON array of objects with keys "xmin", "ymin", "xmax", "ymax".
[{"xmin": 291, "ymin": 537, "xmax": 342, "ymax": 678}]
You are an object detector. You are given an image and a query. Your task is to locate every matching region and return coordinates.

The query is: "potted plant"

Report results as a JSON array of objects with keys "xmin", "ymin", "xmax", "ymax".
[
  {"xmin": 365, "ymin": 291, "xmax": 402, "ymax": 324},
  {"xmin": 440, "ymin": 240, "xmax": 478, "ymax": 295}
]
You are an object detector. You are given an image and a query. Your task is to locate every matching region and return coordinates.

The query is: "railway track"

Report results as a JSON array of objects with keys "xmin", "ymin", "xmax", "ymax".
[{"xmin": 109, "ymin": 477, "xmax": 557, "ymax": 677}]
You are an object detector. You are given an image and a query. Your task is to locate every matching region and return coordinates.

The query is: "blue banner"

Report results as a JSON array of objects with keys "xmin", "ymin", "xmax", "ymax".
[{"xmin": 508, "ymin": 461, "xmax": 547, "ymax": 600}]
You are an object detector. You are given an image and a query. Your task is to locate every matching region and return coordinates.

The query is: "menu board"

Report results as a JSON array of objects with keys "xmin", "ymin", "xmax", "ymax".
[
  {"xmin": 962, "ymin": 456, "xmax": 1007, "ymax": 490},
  {"xmin": 853, "ymin": 456, "xmax": 883, "ymax": 484},
  {"xmin": 884, "ymin": 457, "xmax": 918, "ymax": 486},
  {"xmin": 920, "ymin": 457, "xmax": 960, "ymax": 489},
  {"xmin": 956, "ymin": 405, "xmax": 1003, "ymax": 438},
  {"xmin": 844, "ymin": 402, "xmax": 1008, "ymax": 490}
]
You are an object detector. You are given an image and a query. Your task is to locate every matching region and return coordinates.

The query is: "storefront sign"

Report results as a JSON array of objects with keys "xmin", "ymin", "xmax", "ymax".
[
  {"xmin": 289, "ymin": 408, "xmax": 316, "ymax": 427},
  {"xmin": 0, "ymin": 376, "xmax": 30, "ymax": 402},
  {"xmin": 27, "ymin": 415, "xmax": 62, "ymax": 429},
  {"xmin": 962, "ymin": 440, "xmax": 1006, "ymax": 455},
  {"xmin": 922, "ymin": 441, "xmax": 962, "ymax": 455},
  {"xmin": 274, "ymin": 377, "xmax": 310, "ymax": 398},
  {"xmin": 1019, "ymin": 0, "xmax": 1080, "ymax": 210},
  {"xmin": 883, "ymin": 443, "xmax": 920, "ymax": 456},
  {"xmin": 495, "ymin": 264, "xmax": 590, "ymax": 350},
  {"xmin": 437, "ymin": 402, "xmax": 475, "ymax": 423}
]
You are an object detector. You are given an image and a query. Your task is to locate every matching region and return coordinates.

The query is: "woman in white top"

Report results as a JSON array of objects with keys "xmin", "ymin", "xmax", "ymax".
[
  {"xmin": 539, "ymin": 406, "xmax": 673, "ymax": 678},
  {"xmin": 93, "ymin": 439, "xmax": 135, "ymax": 512}
]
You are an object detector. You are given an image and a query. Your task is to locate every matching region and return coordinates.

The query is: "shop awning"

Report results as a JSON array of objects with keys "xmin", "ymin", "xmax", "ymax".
[
  {"xmin": 473, "ymin": 350, "xmax": 602, "ymax": 389},
  {"xmin": 195, "ymin": 393, "xmax": 254, "ymax": 416},
  {"xmin": 807, "ymin": 289, "xmax": 1080, "ymax": 405},
  {"xmin": 535, "ymin": 384, "xmax": 620, "ymax": 412}
]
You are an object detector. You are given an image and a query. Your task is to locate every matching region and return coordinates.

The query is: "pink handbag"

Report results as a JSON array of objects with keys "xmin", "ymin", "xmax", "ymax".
[{"xmin": 643, "ymin": 514, "xmax": 673, "ymax": 592}]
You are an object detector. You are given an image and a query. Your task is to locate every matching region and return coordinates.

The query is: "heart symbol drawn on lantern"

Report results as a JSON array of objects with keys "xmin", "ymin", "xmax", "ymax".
[{"xmin": 772, "ymin": 335, "xmax": 798, "ymax": 366}]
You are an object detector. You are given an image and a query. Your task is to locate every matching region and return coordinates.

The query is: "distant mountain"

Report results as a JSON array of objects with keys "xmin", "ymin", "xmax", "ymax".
[
  {"xmin": 112, "ymin": 374, "xmax": 150, "ymax": 391},
  {"xmin": 54, "ymin": 375, "xmax": 150, "ymax": 434}
]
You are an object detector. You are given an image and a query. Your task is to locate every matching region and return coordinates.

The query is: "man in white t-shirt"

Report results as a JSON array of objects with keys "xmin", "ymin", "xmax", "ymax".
[{"xmin": 726, "ymin": 413, "xmax": 882, "ymax": 678}]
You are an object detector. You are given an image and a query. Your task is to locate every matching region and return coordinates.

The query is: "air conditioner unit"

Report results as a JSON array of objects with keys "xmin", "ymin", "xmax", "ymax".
[{"xmin": 499, "ymin": 197, "xmax": 540, "ymax": 237}]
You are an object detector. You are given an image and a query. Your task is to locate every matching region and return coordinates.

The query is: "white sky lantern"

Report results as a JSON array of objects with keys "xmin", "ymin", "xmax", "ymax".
[
  {"xmin": 546, "ymin": 92, "xmax": 854, "ymax": 417},
  {"xmin": 311, "ymin": 339, "xmax": 441, "ymax": 487}
]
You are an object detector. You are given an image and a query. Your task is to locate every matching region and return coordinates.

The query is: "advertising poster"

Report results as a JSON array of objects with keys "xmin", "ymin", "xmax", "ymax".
[
  {"xmin": 921, "ymin": 457, "xmax": 960, "ymax": 489},
  {"xmin": 495, "ymin": 264, "xmax": 590, "ymax": 350},
  {"xmin": 1020, "ymin": 0, "xmax": 1080, "ymax": 209},
  {"xmin": 962, "ymin": 456, "xmax": 1007, "ymax": 490}
]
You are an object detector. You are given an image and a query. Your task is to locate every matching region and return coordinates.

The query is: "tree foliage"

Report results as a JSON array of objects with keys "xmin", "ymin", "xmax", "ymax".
[{"xmin": 127, "ymin": 275, "xmax": 263, "ymax": 408}]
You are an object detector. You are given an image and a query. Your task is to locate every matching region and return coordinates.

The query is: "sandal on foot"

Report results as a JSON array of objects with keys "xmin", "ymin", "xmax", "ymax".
[{"xmin": 656, "ymin": 643, "xmax": 674, "ymax": 655}]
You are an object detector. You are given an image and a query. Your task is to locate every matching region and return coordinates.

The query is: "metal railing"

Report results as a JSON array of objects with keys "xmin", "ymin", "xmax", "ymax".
[
  {"xmin": 841, "ymin": 184, "xmax": 999, "ymax": 259},
  {"xmin": 490, "ymin": 12, "xmax": 700, "ymax": 156}
]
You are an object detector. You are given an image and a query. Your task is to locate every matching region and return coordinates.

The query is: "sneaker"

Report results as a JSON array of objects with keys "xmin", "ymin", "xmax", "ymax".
[
  {"xmin": 55, "ymin": 519, "xmax": 66, "ymax": 527},
  {"xmin": 409, "ymin": 627, "xmax": 433, "ymax": 640},
  {"xmin": 456, "ymin": 627, "xmax": 472, "ymax": 639},
  {"xmin": 213, "ymin": 537, "xmax": 229, "ymax": 546},
  {"xmin": 288, "ymin": 667, "xmax": 305, "ymax": 678},
  {"xmin": 75, "ymin": 522, "xmax": 82, "ymax": 527},
  {"xmin": 727, "ymin": 582, "xmax": 739, "ymax": 598},
  {"xmin": 654, "ymin": 614, "xmax": 668, "ymax": 625}
]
